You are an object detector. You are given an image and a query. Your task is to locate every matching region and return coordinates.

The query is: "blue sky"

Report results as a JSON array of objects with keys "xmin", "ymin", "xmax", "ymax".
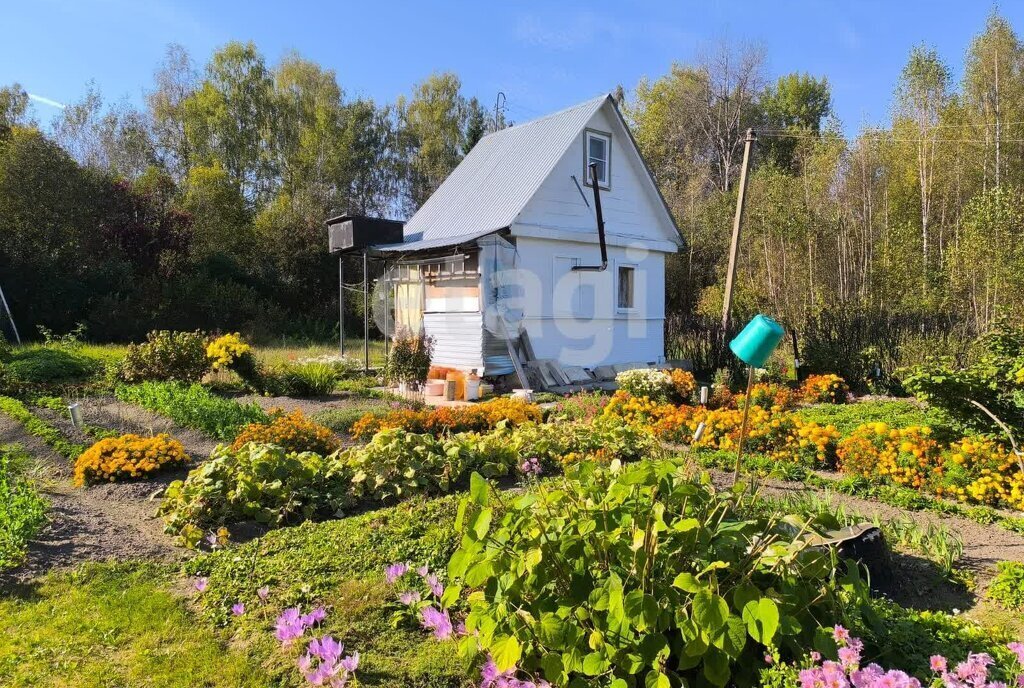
[{"xmin": 2, "ymin": 1, "xmax": 1019, "ymax": 136}]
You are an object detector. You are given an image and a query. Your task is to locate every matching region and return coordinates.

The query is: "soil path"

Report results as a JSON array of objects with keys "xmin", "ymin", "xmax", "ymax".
[
  {"xmin": 707, "ymin": 470, "xmax": 1024, "ymax": 571},
  {"xmin": 0, "ymin": 410, "xmax": 190, "ymax": 586}
]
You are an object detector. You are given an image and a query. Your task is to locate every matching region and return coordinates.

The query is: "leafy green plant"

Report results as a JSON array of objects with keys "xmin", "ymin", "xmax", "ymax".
[
  {"xmin": 312, "ymin": 406, "xmax": 390, "ymax": 434},
  {"xmin": 879, "ymin": 516, "xmax": 963, "ymax": 575},
  {"xmin": 0, "ymin": 443, "xmax": 47, "ymax": 569},
  {"xmin": 159, "ymin": 443, "xmax": 354, "ymax": 546},
  {"xmin": 276, "ymin": 361, "xmax": 339, "ymax": 396},
  {"xmin": 4, "ymin": 346, "xmax": 104, "ymax": 385},
  {"xmin": 987, "ymin": 561, "xmax": 1024, "ymax": 611},
  {"xmin": 448, "ymin": 461, "xmax": 868, "ymax": 687},
  {"xmin": 115, "ymin": 381, "xmax": 268, "ymax": 440},
  {"xmin": 0, "ymin": 395, "xmax": 85, "ymax": 458},
  {"xmin": 385, "ymin": 330, "xmax": 434, "ymax": 386},
  {"xmin": 505, "ymin": 415, "xmax": 659, "ymax": 467},
  {"xmin": 114, "ymin": 330, "xmax": 210, "ymax": 384}
]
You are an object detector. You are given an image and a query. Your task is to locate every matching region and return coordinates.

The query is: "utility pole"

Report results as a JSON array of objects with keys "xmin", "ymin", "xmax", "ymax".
[
  {"xmin": 720, "ymin": 128, "xmax": 756, "ymax": 339},
  {"xmin": 363, "ymin": 250, "xmax": 370, "ymax": 374}
]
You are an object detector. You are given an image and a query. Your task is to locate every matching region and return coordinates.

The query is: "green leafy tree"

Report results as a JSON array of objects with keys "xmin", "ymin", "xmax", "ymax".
[{"xmin": 399, "ymin": 72, "xmax": 467, "ymax": 212}]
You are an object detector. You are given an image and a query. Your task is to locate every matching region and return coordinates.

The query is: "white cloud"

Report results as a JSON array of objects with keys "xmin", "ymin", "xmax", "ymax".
[{"xmin": 28, "ymin": 93, "xmax": 65, "ymax": 109}]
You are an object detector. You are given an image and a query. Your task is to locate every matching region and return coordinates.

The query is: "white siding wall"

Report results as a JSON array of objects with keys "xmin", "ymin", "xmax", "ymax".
[
  {"xmin": 514, "ymin": 106, "xmax": 678, "ymax": 247},
  {"xmin": 512, "ymin": 235, "xmax": 666, "ymax": 367}
]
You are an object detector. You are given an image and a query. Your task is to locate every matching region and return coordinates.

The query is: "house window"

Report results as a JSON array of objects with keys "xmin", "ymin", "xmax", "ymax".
[
  {"xmin": 617, "ymin": 265, "xmax": 635, "ymax": 310},
  {"xmin": 585, "ymin": 130, "xmax": 611, "ymax": 187}
]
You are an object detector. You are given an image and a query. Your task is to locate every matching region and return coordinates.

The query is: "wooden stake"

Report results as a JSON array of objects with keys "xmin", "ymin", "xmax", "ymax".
[
  {"xmin": 732, "ymin": 365, "xmax": 756, "ymax": 485},
  {"xmin": 720, "ymin": 129, "xmax": 757, "ymax": 340}
]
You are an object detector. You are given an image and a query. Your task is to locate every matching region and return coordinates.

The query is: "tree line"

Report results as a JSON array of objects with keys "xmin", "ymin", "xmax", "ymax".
[
  {"xmin": 3, "ymin": 12, "xmax": 1024, "ymax": 380},
  {"xmin": 627, "ymin": 11, "xmax": 1024, "ymax": 379},
  {"xmin": 0, "ymin": 42, "xmax": 492, "ymax": 341}
]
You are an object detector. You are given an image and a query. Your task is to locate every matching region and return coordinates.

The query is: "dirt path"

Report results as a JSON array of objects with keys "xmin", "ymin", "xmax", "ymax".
[
  {"xmin": 0, "ymin": 413, "xmax": 187, "ymax": 586},
  {"xmin": 728, "ymin": 473, "xmax": 1024, "ymax": 570}
]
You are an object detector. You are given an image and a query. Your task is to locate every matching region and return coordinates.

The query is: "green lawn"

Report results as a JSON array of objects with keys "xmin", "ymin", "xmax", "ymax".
[{"xmin": 0, "ymin": 563, "xmax": 264, "ymax": 688}]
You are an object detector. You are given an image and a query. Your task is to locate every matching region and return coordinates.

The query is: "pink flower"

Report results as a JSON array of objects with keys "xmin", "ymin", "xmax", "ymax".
[
  {"xmin": 193, "ymin": 577, "xmax": 208, "ymax": 593},
  {"xmin": 385, "ymin": 562, "xmax": 408, "ymax": 584},
  {"xmin": 341, "ymin": 652, "xmax": 359, "ymax": 673},
  {"xmin": 417, "ymin": 565, "xmax": 430, "ymax": 577},
  {"xmin": 838, "ymin": 646, "xmax": 861, "ymax": 669},
  {"xmin": 231, "ymin": 602, "xmax": 245, "ymax": 616},
  {"xmin": 419, "ymin": 605, "xmax": 453, "ymax": 640},
  {"xmin": 257, "ymin": 586, "xmax": 270, "ymax": 602},
  {"xmin": 931, "ymin": 656, "xmax": 948, "ymax": 673},
  {"xmin": 425, "ymin": 574, "xmax": 444, "ymax": 597},
  {"xmin": 765, "ymin": 653, "xmax": 774, "ymax": 665},
  {"xmin": 833, "ymin": 625, "xmax": 851, "ymax": 644},
  {"xmin": 1008, "ymin": 642, "xmax": 1024, "ymax": 666},
  {"xmin": 811, "ymin": 651, "xmax": 822, "ymax": 663}
]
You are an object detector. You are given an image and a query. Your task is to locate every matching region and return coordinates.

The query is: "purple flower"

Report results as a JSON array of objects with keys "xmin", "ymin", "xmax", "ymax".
[
  {"xmin": 193, "ymin": 577, "xmax": 208, "ymax": 593},
  {"xmin": 399, "ymin": 590, "xmax": 421, "ymax": 606},
  {"xmin": 1009, "ymin": 642, "xmax": 1024, "ymax": 666},
  {"xmin": 275, "ymin": 607, "xmax": 306, "ymax": 645},
  {"xmin": 231, "ymin": 602, "xmax": 245, "ymax": 616},
  {"xmin": 341, "ymin": 652, "xmax": 359, "ymax": 673},
  {"xmin": 206, "ymin": 533, "xmax": 219, "ymax": 549},
  {"xmin": 257, "ymin": 586, "xmax": 270, "ymax": 602},
  {"xmin": 519, "ymin": 456, "xmax": 542, "ymax": 477},
  {"xmin": 425, "ymin": 574, "xmax": 444, "ymax": 598},
  {"xmin": 302, "ymin": 606, "xmax": 327, "ymax": 627},
  {"xmin": 385, "ymin": 562, "xmax": 409, "ymax": 584},
  {"xmin": 417, "ymin": 565, "xmax": 430, "ymax": 577},
  {"xmin": 309, "ymin": 635, "xmax": 344, "ymax": 664},
  {"xmin": 419, "ymin": 605, "xmax": 453, "ymax": 640}
]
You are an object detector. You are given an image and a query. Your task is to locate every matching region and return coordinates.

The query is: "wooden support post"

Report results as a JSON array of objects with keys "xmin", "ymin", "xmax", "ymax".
[
  {"xmin": 732, "ymin": 365, "xmax": 756, "ymax": 486},
  {"xmin": 720, "ymin": 129, "xmax": 757, "ymax": 341}
]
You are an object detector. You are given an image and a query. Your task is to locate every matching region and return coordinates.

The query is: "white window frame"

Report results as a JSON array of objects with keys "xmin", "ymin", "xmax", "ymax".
[
  {"xmin": 616, "ymin": 263, "xmax": 637, "ymax": 313},
  {"xmin": 584, "ymin": 129, "xmax": 611, "ymax": 189}
]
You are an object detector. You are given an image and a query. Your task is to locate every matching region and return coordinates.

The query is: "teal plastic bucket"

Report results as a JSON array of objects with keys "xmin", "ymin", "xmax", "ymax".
[{"xmin": 729, "ymin": 315, "xmax": 785, "ymax": 368}]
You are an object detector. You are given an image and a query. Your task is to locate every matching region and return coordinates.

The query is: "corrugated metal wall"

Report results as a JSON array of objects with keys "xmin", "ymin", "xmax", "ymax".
[{"xmin": 423, "ymin": 312, "xmax": 485, "ymax": 372}]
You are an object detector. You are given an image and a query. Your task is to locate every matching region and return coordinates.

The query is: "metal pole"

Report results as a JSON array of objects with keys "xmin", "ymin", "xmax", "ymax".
[
  {"xmin": 383, "ymin": 261, "xmax": 390, "ymax": 362},
  {"xmin": 720, "ymin": 129, "xmax": 757, "ymax": 339},
  {"xmin": 338, "ymin": 256, "xmax": 345, "ymax": 358},
  {"xmin": 363, "ymin": 250, "xmax": 370, "ymax": 374}
]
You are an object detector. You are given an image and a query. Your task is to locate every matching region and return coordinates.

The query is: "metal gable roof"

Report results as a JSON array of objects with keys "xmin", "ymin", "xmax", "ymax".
[{"xmin": 401, "ymin": 94, "xmax": 610, "ymax": 243}]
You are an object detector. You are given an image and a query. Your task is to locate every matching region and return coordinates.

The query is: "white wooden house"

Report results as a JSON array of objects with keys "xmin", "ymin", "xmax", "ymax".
[{"xmin": 373, "ymin": 94, "xmax": 682, "ymax": 379}]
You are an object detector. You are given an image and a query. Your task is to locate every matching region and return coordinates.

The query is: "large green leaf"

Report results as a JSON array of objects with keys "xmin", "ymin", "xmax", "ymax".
[
  {"xmin": 742, "ymin": 598, "xmax": 780, "ymax": 645},
  {"xmin": 490, "ymin": 635, "xmax": 522, "ymax": 672}
]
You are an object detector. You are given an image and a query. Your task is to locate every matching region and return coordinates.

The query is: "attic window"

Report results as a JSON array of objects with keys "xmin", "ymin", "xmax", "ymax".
[{"xmin": 585, "ymin": 130, "xmax": 611, "ymax": 188}]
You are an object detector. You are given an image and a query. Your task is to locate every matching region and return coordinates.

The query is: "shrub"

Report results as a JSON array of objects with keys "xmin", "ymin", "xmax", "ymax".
[
  {"xmin": 115, "ymin": 382, "xmax": 268, "ymax": 441},
  {"xmin": 448, "ymin": 461, "xmax": 866, "ymax": 687},
  {"xmin": 115, "ymin": 330, "xmax": 210, "ymax": 384},
  {"xmin": 73, "ymin": 433, "xmax": 189, "ymax": 486},
  {"xmin": 507, "ymin": 415, "xmax": 659, "ymax": 467},
  {"xmin": 615, "ymin": 368, "xmax": 673, "ymax": 401},
  {"xmin": 159, "ymin": 443, "xmax": 354, "ymax": 546},
  {"xmin": 0, "ymin": 444, "xmax": 47, "ymax": 569},
  {"xmin": 737, "ymin": 382, "xmax": 796, "ymax": 410},
  {"xmin": 0, "ymin": 335, "xmax": 11, "ymax": 362},
  {"xmin": 669, "ymin": 368, "xmax": 697, "ymax": 403},
  {"xmin": 231, "ymin": 409, "xmax": 341, "ymax": 455},
  {"xmin": 5, "ymin": 346, "xmax": 103, "ymax": 385},
  {"xmin": 385, "ymin": 330, "xmax": 434, "ymax": 385},
  {"xmin": 546, "ymin": 391, "xmax": 609, "ymax": 422},
  {"xmin": 800, "ymin": 373, "xmax": 849, "ymax": 404},
  {"xmin": 206, "ymin": 333, "xmax": 251, "ymax": 370},
  {"xmin": 987, "ymin": 561, "xmax": 1024, "ymax": 611},
  {"xmin": 339, "ymin": 428, "xmax": 518, "ymax": 503},
  {"xmin": 350, "ymin": 397, "xmax": 542, "ymax": 439},
  {"xmin": 277, "ymin": 362, "xmax": 339, "ymax": 396}
]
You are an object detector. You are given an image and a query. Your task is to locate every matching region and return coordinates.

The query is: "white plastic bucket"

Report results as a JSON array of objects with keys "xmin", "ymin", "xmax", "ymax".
[{"xmin": 465, "ymin": 379, "xmax": 481, "ymax": 401}]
